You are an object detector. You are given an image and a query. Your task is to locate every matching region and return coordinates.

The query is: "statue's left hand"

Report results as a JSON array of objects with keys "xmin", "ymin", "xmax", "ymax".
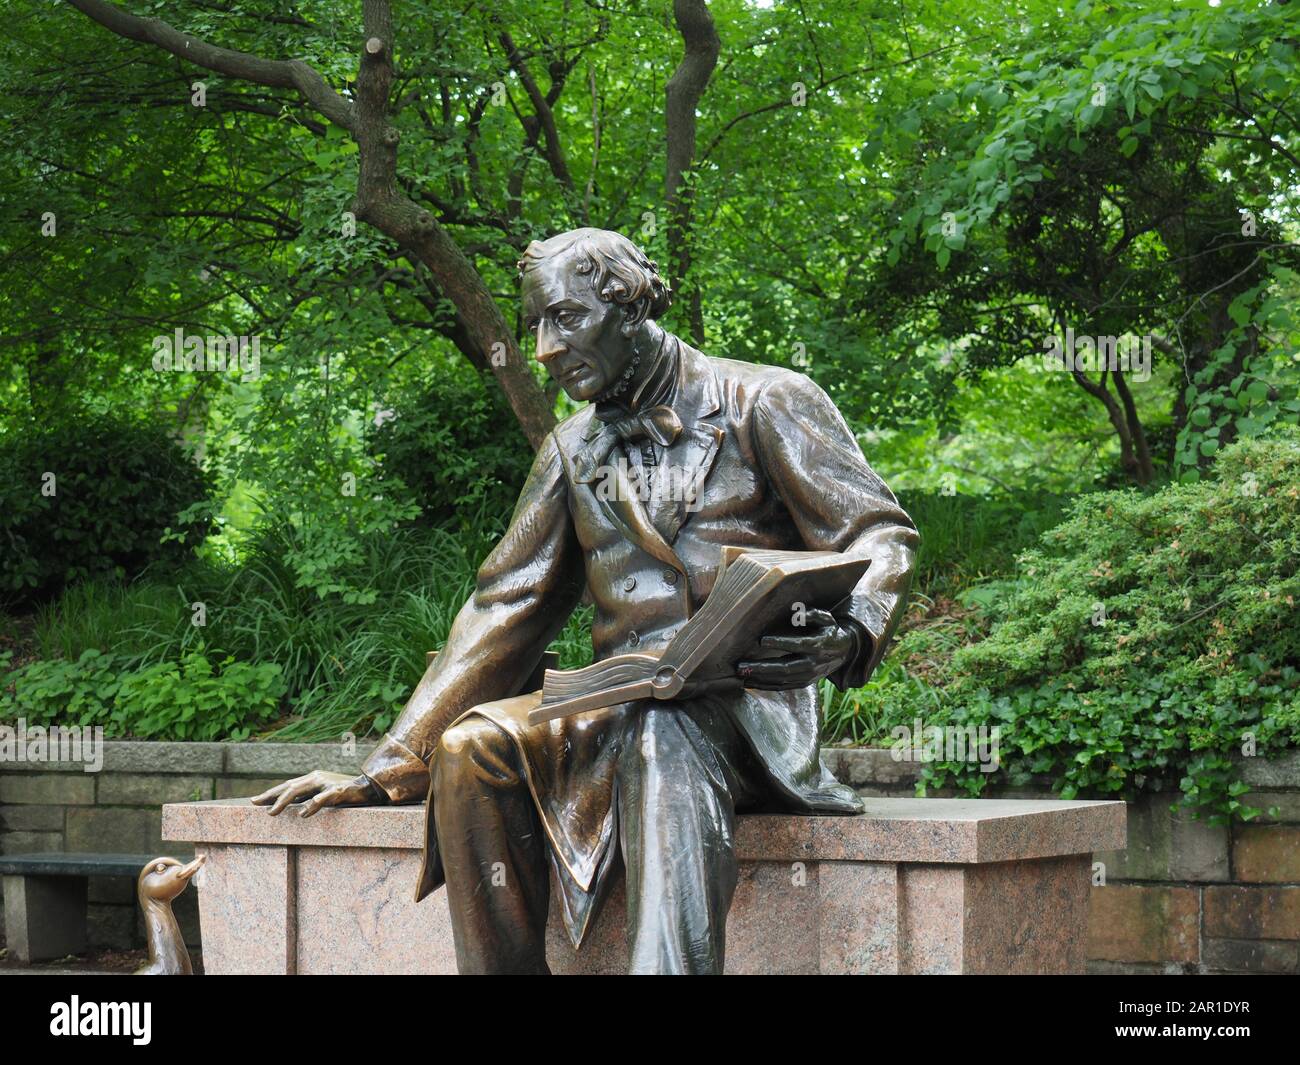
[
  {"xmin": 250, "ymin": 771, "xmax": 378, "ymax": 817},
  {"xmin": 735, "ymin": 608, "xmax": 856, "ymax": 691}
]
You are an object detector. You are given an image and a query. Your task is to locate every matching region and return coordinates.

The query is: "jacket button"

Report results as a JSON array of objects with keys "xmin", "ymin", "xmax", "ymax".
[
  {"xmin": 628, "ymin": 631, "xmax": 640, "ymax": 646},
  {"xmin": 663, "ymin": 569, "xmax": 678, "ymax": 585},
  {"xmin": 623, "ymin": 576, "xmax": 637, "ymax": 592}
]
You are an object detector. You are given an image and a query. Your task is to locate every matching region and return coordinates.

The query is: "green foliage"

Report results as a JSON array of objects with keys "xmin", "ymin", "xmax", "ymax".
[
  {"xmin": 1174, "ymin": 265, "xmax": 1300, "ymax": 476},
  {"xmin": 898, "ymin": 490, "xmax": 1072, "ymax": 598},
  {"xmin": 0, "ymin": 417, "xmax": 212, "ymax": 606},
  {"xmin": 368, "ymin": 362, "xmax": 533, "ymax": 528},
  {"xmin": 859, "ymin": 0, "xmax": 1299, "ymax": 481},
  {"xmin": 1, "ymin": 0, "xmax": 1297, "ymax": 797},
  {"xmin": 1, "ymin": 647, "xmax": 285, "ymax": 742},
  {"xmin": 5, "ymin": 511, "xmax": 594, "ymax": 743},
  {"xmin": 866, "ymin": 429, "xmax": 1300, "ymax": 821},
  {"xmin": 112, "ymin": 652, "xmax": 286, "ymax": 742}
]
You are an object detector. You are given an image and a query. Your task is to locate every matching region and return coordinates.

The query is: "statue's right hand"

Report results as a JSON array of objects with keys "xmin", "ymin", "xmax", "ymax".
[{"xmin": 250, "ymin": 771, "xmax": 376, "ymax": 817}]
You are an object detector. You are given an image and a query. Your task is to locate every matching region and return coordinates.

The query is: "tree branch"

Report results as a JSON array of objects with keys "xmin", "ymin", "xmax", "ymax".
[{"xmin": 66, "ymin": 0, "xmax": 356, "ymax": 132}]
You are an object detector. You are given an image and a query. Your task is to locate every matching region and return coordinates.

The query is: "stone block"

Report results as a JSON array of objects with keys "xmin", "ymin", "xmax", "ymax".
[
  {"xmin": 167, "ymin": 797, "xmax": 1123, "ymax": 975},
  {"xmin": 0, "ymin": 804, "xmax": 65, "ymax": 832},
  {"xmin": 965, "ymin": 854, "xmax": 1091, "ymax": 974},
  {"xmin": 101, "ymin": 742, "xmax": 225, "ymax": 774},
  {"xmin": 1232, "ymin": 824, "xmax": 1300, "ymax": 883},
  {"xmin": 1086, "ymin": 959, "xmax": 1176, "ymax": 976},
  {"xmin": 898, "ymin": 864, "xmax": 964, "ymax": 974},
  {"xmin": 1095, "ymin": 794, "xmax": 1228, "ymax": 882},
  {"xmin": 1242, "ymin": 791, "xmax": 1300, "ymax": 823},
  {"xmin": 0, "ymin": 773, "xmax": 94, "ymax": 805},
  {"xmin": 192, "ymin": 842, "xmax": 294, "ymax": 974},
  {"xmin": 1238, "ymin": 751, "xmax": 1300, "ymax": 789},
  {"xmin": 1087, "ymin": 884, "xmax": 1200, "ymax": 964},
  {"xmin": 0, "ymin": 830, "xmax": 64, "ymax": 855},
  {"xmin": 818, "ymin": 861, "xmax": 899, "ymax": 974},
  {"xmin": 296, "ymin": 845, "xmax": 457, "ymax": 975},
  {"xmin": 223, "ymin": 742, "xmax": 373, "ymax": 777},
  {"xmin": 215, "ymin": 777, "xmax": 292, "ymax": 800},
  {"xmin": 726, "ymin": 860, "xmax": 820, "ymax": 974},
  {"xmin": 1204, "ymin": 885, "xmax": 1300, "ymax": 941},
  {"xmin": 1095, "ymin": 795, "xmax": 1170, "ymax": 881},
  {"xmin": 3, "ymin": 873, "xmax": 87, "ymax": 962},
  {"xmin": 97, "ymin": 774, "xmax": 214, "ymax": 806},
  {"xmin": 66, "ymin": 806, "xmax": 153, "ymax": 854},
  {"xmin": 825, "ymin": 747, "xmax": 921, "ymax": 787},
  {"xmin": 1170, "ymin": 809, "xmax": 1230, "ymax": 882},
  {"xmin": 1201, "ymin": 937, "xmax": 1300, "ymax": 974}
]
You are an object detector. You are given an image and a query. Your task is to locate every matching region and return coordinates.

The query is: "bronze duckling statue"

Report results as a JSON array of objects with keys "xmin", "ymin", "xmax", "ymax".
[{"xmin": 134, "ymin": 855, "xmax": 205, "ymax": 975}]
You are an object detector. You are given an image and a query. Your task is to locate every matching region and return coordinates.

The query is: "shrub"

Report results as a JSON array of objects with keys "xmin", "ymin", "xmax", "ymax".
[
  {"xmin": 367, "ymin": 362, "xmax": 533, "ymax": 528},
  {"xmin": 892, "ymin": 427, "xmax": 1300, "ymax": 821},
  {"xmin": 0, "ymin": 417, "xmax": 212, "ymax": 606},
  {"xmin": 0, "ymin": 647, "xmax": 285, "ymax": 742}
]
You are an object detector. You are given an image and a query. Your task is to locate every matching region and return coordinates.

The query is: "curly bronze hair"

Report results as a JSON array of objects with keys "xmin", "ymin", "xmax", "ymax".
[{"xmin": 517, "ymin": 228, "xmax": 672, "ymax": 320}]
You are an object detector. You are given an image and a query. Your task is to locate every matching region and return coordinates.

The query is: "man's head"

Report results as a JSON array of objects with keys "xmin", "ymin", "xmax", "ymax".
[{"xmin": 518, "ymin": 228, "xmax": 671, "ymax": 402}]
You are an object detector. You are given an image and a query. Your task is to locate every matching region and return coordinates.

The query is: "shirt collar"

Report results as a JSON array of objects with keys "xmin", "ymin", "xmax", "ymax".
[{"xmin": 594, "ymin": 331, "xmax": 678, "ymax": 423}]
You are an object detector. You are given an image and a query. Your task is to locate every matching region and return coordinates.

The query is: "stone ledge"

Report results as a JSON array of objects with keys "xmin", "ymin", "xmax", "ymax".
[
  {"xmin": 1238, "ymin": 751, "xmax": 1300, "ymax": 789},
  {"xmin": 164, "ymin": 796, "xmax": 1125, "ymax": 864},
  {"xmin": 6, "ymin": 740, "xmax": 1298, "ymax": 793}
]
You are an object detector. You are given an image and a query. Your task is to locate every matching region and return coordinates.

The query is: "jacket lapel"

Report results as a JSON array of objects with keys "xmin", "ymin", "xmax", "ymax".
[
  {"xmin": 648, "ymin": 422, "xmax": 722, "ymax": 543},
  {"xmin": 572, "ymin": 423, "xmax": 683, "ymax": 572},
  {"xmin": 648, "ymin": 340, "xmax": 724, "ymax": 544},
  {"xmin": 569, "ymin": 338, "xmax": 725, "ymax": 569}
]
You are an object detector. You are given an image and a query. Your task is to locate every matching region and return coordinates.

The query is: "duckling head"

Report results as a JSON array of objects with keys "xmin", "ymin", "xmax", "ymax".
[{"xmin": 138, "ymin": 855, "xmax": 205, "ymax": 906}]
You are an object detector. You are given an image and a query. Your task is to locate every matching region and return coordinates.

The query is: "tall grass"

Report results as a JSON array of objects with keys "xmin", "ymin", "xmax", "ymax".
[
  {"xmin": 898, "ymin": 489, "xmax": 1072, "ymax": 597},
  {"xmin": 18, "ymin": 507, "xmax": 596, "ymax": 743}
]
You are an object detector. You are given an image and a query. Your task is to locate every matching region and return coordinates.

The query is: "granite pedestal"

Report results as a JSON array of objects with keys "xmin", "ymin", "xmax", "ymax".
[{"xmin": 162, "ymin": 797, "xmax": 1125, "ymax": 974}]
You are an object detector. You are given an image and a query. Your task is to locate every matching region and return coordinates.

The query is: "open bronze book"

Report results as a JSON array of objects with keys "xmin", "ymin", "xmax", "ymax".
[{"xmin": 529, "ymin": 547, "xmax": 871, "ymax": 724}]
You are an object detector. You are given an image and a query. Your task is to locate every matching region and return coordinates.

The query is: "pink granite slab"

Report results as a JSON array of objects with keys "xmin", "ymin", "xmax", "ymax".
[
  {"xmin": 961, "ymin": 854, "xmax": 1091, "ymax": 974},
  {"xmin": 818, "ymin": 861, "xmax": 899, "ymax": 974},
  {"xmin": 164, "ymin": 799, "xmax": 425, "ymax": 850},
  {"xmin": 295, "ymin": 846, "xmax": 458, "ymax": 974},
  {"xmin": 899, "ymin": 865, "xmax": 965, "ymax": 974},
  {"xmin": 192, "ymin": 843, "xmax": 294, "ymax": 974},
  {"xmin": 165, "ymin": 797, "xmax": 1125, "ymax": 863},
  {"xmin": 167, "ymin": 796, "xmax": 1123, "ymax": 975}
]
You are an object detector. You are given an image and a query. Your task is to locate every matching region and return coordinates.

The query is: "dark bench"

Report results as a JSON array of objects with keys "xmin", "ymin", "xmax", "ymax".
[{"xmin": 1, "ymin": 853, "xmax": 156, "ymax": 963}]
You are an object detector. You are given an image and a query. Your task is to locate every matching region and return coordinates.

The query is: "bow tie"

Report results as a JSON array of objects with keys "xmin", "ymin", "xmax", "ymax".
[{"xmin": 600, "ymin": 405, "xmax": 683, "ymax": 448}]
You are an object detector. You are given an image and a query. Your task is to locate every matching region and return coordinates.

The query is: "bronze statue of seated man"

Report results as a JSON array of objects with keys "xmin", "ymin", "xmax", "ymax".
[{"xmin": 254, "ymin": 228, "xmax": 917, "ymax": 975}]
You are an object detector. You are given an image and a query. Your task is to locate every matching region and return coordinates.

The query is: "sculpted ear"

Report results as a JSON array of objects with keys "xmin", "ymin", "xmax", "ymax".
[{"xmin": 620, "ymin": 296, "xmax": 652, "ymax": 336}]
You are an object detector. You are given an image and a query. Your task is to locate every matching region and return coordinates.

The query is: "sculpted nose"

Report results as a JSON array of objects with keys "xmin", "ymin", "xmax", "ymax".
[{"xmin": 535, "ymin": 321, "xmax": 566, "ymax": 365}]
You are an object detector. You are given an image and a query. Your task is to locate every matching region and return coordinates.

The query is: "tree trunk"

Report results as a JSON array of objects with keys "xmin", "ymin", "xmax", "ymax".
[{"xmin": 665, "ymin": 0, "xmax": 720, "ymax": 347}]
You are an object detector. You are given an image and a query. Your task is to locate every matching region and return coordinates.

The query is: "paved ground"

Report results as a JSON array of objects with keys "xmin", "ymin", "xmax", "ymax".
[{"xmin": 0, "ymin": 929, "xmax": 205, "ymax": 975}]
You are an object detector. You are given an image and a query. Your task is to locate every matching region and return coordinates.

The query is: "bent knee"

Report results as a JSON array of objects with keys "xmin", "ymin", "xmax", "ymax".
[{"xmin": 438, "ymin": 716, "xmax": 511, "ymax": 761}]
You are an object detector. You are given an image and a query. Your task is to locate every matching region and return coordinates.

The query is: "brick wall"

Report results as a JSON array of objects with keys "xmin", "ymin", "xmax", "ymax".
[{"xmin": 3, "ymin": 741, "xmax": 1298, "ymax": 970}]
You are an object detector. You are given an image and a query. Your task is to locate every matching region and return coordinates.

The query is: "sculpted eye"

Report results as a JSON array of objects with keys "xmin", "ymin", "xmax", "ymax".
[
  {"xmin": 555, "ymin": 309, "xmax": 581, "ymax": 327},
  {"xmin": 156, "ymin": 863, "xmax": 165, "ymax": 873}
]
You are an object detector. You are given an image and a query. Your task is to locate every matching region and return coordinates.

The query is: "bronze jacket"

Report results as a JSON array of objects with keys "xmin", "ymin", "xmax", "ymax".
[{"xmin": 361, "ymin": 336, "xmax": 918, "ymax": 940}]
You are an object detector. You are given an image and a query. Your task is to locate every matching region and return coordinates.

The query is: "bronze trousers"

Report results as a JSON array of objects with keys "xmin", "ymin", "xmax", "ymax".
[{"xmin": 430, "ymin": 701, "xmax": 763, "ymax": 975}]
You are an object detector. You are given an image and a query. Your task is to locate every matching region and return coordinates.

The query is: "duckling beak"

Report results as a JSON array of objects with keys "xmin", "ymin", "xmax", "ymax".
[{"xmin": 177, "ymin": 855, "xmax": 206, "ymax": 881}]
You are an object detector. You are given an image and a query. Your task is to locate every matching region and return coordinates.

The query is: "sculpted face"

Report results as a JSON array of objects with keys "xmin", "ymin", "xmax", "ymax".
[{"xmin": 521, "ymin": 251, "xmax": 638, "ymax": 402}]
